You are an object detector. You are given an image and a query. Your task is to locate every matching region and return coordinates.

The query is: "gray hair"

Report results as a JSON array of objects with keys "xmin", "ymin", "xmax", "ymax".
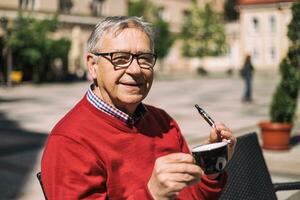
[{"xmin": 87, "ymin": 16, "xmax": 154, "ymax": 53}]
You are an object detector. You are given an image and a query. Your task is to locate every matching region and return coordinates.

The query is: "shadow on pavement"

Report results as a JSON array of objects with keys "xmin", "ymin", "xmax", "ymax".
[
  {"xmin": 0, "ymin": 112, "xmax": 47, "ymax": 199},
  {"xmin": 290, "ymin": 135, "xmax": 300, "ymax": 147},
  {"xmin": 0, "ymin": 96, "xmax": 39, "ymax": 104}
]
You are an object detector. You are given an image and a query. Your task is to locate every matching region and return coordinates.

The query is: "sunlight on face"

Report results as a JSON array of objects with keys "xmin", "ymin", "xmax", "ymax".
[{"xmin": 95, "ymin": 28, "xmax": 154, "ymax": 114}]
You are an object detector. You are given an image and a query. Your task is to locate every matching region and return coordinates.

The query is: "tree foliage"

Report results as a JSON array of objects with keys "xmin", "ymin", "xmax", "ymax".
[
  {"xmin": 153, "ymin": 18, "xmax": 173, "ymax": 59},
  {"xmin": 181, "ymin": 2, "xmax": 227, "ymax": 58},
  {"xmin": 128, "ymin": 0, "xmax": 174, "ymax": 60},
  {"xmin": 128, "ymin": 0, "xmax": 150, "ymax": 18},
  {"xmin": 4, "ymin": 13, "xmax": 70, "ymax": 83},
  {"xmin": 288, "ymin": 3, "xmax": 300, "ymax": 51},
  {"xmin": 270, "ymin": 2, "xmax": 300, "ymax": 123}
]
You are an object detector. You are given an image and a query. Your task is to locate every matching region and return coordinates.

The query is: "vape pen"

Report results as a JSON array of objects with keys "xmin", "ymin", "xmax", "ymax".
[
  {"xmin": 194, "ymin": 104, "xmax": 215, "ymax": 127},
  {"xmin": 194, "ymin": 104, "xmax": 231, "ymax": 144}
]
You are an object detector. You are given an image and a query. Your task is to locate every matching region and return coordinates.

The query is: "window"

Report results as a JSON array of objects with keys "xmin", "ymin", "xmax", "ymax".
[
  {"xmin": 269, "ymin": 16, "xmax": 276, "ymax": 33},
  {"xmin": 252, "ymin": 17, "xmax": 259, "ymax": 33},
  {"xmin": 252, "ymin": 49, "xmax": 259, "ymax": 61},
  {"xmin": 90, "ymin": 0, "xmax": 105, "ymax": 17},
  {"xmin": 270, "ymin": 47, "xmax": 276, "ymax": 61},
  {"xmin": 59, "ymin": 0, "xmax": 73, "ymax": 14},
  {"xmin": 183, "ymin": 10, "xmax": 191, "ymax": 21},
  {"xmin": 19, "ymin": 0, "xmax": 35, "ymax": 10},
  {"xmin": 157, "ymin": 7, "xmax": 164, "ymax": 19},
  {"xmin": 157, "ymin": 7, "xmax": 170, "ymax": 21}
]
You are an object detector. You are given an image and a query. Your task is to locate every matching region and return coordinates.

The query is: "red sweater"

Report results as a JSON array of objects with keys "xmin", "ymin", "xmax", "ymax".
[{"xmin": 41, "ymin": 95, "xmax": 227, "ymax": 199}]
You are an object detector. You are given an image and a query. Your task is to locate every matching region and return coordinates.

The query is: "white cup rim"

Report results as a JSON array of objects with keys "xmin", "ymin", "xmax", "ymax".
[{"xmin": 192, "ymin": 141, "xmax": 227, "ymax": 152}]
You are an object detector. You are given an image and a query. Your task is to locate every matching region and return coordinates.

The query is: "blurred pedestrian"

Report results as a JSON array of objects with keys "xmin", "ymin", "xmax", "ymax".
[{"xmin": 240, "ymin": 54, "xmax": 254, "ymax": 103}]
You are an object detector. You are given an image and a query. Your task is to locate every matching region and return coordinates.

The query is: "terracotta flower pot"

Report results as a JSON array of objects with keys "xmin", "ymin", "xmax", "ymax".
[{"xmin": 258, "ymin": 121, "xmax": 293, "ymax": 150}]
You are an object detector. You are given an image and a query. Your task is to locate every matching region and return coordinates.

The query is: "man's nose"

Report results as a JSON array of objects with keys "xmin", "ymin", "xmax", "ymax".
[{"xmin": 125, "ymin": 58, "xmax": 142, "ymax": 74}]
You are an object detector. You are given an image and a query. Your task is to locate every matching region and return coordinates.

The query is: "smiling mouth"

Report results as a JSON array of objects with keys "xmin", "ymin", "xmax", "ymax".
[{"xmin": 120, "ymin": 82, "xmax": 143, "ymax": 87}]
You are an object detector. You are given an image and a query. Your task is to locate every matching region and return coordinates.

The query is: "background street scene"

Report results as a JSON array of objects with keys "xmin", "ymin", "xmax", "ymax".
[
  {"xmin": 1, "ymin": 71, "xmax": 300, "ymax": 200},
  {"xmin": 1, "ymin": 0, "xmax": 300, "ymax": 199}
]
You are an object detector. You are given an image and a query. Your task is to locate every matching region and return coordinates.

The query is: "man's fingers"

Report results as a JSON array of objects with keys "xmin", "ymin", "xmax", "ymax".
[
  {"xmin": 157, "ymin": 173, "xmax": 201, "ymax": 192},
  {"xmin": 158, "ymin": 153, "xmax": 195, "ymax": 164},
  {"xmin": 168, "ymin": 173, "xmax": 202, "ymax": 184},
  {"xmin": 220, "ymin": 130, "xmax": 237, "ymax": 147},
  {"xmin": 214, "ymin": 122, "xmax": 231, "ymax": 132},
  {"xmin": 156, "ymin": 162, "xmax": 203, "ymax": 175},
  {"xmin": 209, "ymin": 122, "xmax": 235, "ymax": 143},
  {"xmin": 149, "ymin": 154, "xmax": 205, "ymax": 199}
]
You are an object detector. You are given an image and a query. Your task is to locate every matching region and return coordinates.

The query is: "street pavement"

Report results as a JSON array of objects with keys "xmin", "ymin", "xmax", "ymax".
[{"xmin": 0, "ymin": 71, "xmax": 299, "ymax": 200}]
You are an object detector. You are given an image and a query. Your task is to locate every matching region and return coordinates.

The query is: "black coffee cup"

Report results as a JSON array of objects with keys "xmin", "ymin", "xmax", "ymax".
[{"xmin": 192, "ymin": 142, "xmax": 228, "ymax": 174}]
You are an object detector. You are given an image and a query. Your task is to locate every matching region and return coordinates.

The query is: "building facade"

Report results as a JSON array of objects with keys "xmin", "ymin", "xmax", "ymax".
[
  {"xmin": 0, "ymin": 0, "xmax": 128, "ymax": 80},
  {"xmin": 1, "ymin": 0, "xmax": 296, "ymax": 81},
  {"xmin": 0, "ymin": 0, "xmax": 229, "ymax": 78},
  {"xmin": 238, "ymin": 0, "xmax": 296, "ymax": 69}
]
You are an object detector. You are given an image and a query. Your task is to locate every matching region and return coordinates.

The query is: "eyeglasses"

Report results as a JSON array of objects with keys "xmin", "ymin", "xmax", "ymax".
[{"xmin": 91, "ymin": 52, "xmax": 157, "ymax": 69}]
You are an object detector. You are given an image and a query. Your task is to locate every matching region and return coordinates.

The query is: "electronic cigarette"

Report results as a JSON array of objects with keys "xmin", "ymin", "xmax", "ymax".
[
  {"xmin": 195, "ymin": 104, "xmax": 215, "ymax": 127},
  {"xmin": 194, "ymin": 104, "xmax": 231, "ymax": 144}
]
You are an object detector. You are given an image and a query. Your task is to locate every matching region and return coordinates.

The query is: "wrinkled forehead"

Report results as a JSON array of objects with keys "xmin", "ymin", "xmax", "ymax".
[
  {"xmin": 101, "ymin": 22, "xmax": 153, "ymax": 50},
  {"xmin": 100, "ymin": 28, "xmax": 152, "ymax": 53},
  {"xmin": 105, "ymin": 22, "xmax": 148, "ymax": 39}
]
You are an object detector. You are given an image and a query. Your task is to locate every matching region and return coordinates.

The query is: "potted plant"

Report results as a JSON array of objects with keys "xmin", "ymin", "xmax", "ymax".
[{"xmin": 258, "ymin": 2, "xmax": 300, "ymax": 150}]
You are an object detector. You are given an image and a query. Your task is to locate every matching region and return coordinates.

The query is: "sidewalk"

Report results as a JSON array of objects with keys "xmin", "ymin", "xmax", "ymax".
[{"xmin": 0, "ymin": 71, "xmax": 299, "ymax": 199}]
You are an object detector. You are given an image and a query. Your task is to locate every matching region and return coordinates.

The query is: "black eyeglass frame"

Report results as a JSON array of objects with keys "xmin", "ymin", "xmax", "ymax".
[{"xmin": 91, "ymin": 52, "xmax": 157, "ymax": 69}]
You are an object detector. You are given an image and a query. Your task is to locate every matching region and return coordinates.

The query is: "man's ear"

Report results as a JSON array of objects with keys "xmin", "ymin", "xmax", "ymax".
[{"xmin": 86, "ymin": 53, "xmax": 98, "ymax": 79}]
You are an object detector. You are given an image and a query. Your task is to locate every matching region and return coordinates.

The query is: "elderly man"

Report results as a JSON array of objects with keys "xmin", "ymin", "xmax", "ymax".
[{"xmin": 41, "ymin": 16, "xmax": 236, "ymax": 200}]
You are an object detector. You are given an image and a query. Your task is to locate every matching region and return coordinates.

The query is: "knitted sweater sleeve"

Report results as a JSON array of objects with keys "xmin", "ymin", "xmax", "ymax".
[
  {"xmin": 41, "ymin": 135, "xmax": 156, "ymax": 200},
  {"xmin": 41, "ymin": 135, "xmax": 108, "ymax": 200}
]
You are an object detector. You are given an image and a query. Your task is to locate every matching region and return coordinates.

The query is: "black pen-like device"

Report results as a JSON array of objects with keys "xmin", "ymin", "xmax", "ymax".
[
  {"xmin": 194, "ymin": 104, "xmax": 231, "ymax": 144},
  {"xmin": 194, "ymin": 104, "xmax": 215, "ymax": 127}
]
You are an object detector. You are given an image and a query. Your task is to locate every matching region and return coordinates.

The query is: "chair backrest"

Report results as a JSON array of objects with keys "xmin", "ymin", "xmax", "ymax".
[
  {"xmin": 37, "ymin": 172, "xmax": 48, "ymax": 200},
  {"xmin": 219, "ymin": 132, "xmax": 278, "ymax": 200}
]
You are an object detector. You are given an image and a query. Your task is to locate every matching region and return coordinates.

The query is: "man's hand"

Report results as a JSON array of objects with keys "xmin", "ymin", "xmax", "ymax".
[
  {"xmin": 204, "ymin": 122, "xmax": 237, "ymax": 161},
  {"xmin": 147, "ymin": 153, "xmax": 203, "ymax": 200}
]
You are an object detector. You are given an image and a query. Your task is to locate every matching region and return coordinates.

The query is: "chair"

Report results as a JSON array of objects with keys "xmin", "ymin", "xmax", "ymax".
[
  {"xmin": 220, "ymin": 132, "xmax": 300, "ymax": 200},
  {"xmin": 36, "ymin": 172, "xmax": 48, "ymax": 200}
]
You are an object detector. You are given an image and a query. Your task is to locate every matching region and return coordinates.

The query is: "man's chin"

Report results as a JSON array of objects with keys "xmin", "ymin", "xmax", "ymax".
[{"xmin": 119, "ymin": 94, "xmax": 145, "ymax": 105}]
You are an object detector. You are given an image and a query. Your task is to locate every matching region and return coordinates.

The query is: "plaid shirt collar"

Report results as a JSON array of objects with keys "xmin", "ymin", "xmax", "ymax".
[{"xmin": 87, "ymin": 85, "xmax": 147, "ymax": 125}]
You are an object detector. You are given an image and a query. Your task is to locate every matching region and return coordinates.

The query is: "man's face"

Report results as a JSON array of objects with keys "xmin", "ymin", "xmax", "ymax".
[{"xmin": 88, "ymin": 28, "xmax": 154, "ymax": 113}]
